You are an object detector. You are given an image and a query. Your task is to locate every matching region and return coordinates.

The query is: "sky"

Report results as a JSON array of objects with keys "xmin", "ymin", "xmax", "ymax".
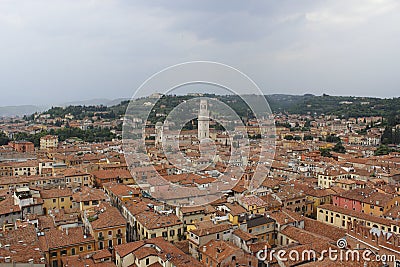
[{"xmin": 0, "ymin": 0, "xmax": 399, "ymax": 106}]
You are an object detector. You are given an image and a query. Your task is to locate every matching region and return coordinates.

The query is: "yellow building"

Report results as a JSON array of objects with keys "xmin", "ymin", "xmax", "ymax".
[
  {"xmin": 12, "ymin": 160, "xmax": 39, "ymax": 176},
  {"xmin": 301, "ymin": 188, "xmax": 335, "ymax": 218},
  {"xmin": 178, "ymin": 205, "xmax": 213, "ymax": 232},
  {"xmin": 0, "ymin": 162, "xmax": 13, "ymax": 176},
  {"xmin": 40, "ymin": 135, "xmax": 59, "ymax": 150},
  {"xmin": 317, "ymin": 168, "xmax": 348, "ymax": 189},
  {"xmin": 246, "ymin": 214, "xmax": 275, "ymax": 243},
  {"xmin": 64, "ymin": 168, "xmax": 91, "ymax": 187},
  {"xmin": 361, "ymin": 193, "xmax": 400, "ymax": 217},
  {"xmin": 135, "ymin": 210, "xmax": 184, "ymax": 242},
  {"xmin": 317, "ymin": 204, "xmax": 399, "ymax": 234},
  {"xmin": 40, "ymin": 188, "xmax": 73, "ymax": 215},
  {"xmin": 238, "ymin": 195, "xmax": 267, "ymax": 214},
  {"xmin": 39, "ymin": 227, "xmax": 95, "ymax": 267},
  {"xmin": 188, "ymin": 223, "xmax": 232, "ymax": 260},
  {"xmin": 222, "ymin": 203, "xmax": 247, "ymax": 226},
  {"xmin": 72, "ymin": 187, "xmax": 108, "ymax": 211},
  {"xmin": 84, "ymin": 204, "xmax": 127, "ymax": 250}
]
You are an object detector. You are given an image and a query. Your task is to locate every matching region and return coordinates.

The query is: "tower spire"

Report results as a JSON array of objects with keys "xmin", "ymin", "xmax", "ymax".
[{"xmin": 198, "ymin": 99, "xmax": 210, "ymax": 140}]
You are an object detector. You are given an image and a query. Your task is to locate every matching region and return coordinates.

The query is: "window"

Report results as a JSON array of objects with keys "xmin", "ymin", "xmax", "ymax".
[
  {"xmin": 108, "ymin": 230, "xmax": 112, "ymax": 236},
  {"xmin": 170, "ymin": 229, "xmax": 175, "ymax": 237},
  {"xmin": 53, "ymin": 199, "xmax": 56, "ymax": 203},
  {"xmin": 108, "ymin": 240, "xmax": 113, "ymax": 248},
  {"xmin": 118, "ymin": 238, "xmax": 122, "ymax": 245},
  {"xmin": 61, "ymin": 250, "xmax": 67, "ymax": 256},
  {"xmin": 162, "ymin": 231, "xmax": 167, "ymax": 238},
  {"xmin": 151, "ymin": 233, "xmax": 156, "ymax": 238},
  {"xmin": 61, "ymin": 198, "xmax": 64, "ymax": 202},
  {"xmin": 87, "ymin": 245, "xmax": 92, "ymax": 250},
  {"xmin": 146, "ymin": 258, "xmax": 150, "ymax": 265},
  {"xmin": 51, "ymin": 251, "xmax": 57, "ymax": 257},
  {"xmin": 71, "ymin": 248, "xmax": 76, "ymax": 255},
  {"xmin": 99, "ymin": 242, "xmax": 104, "ymax": 249},
  {"xmin": 79, "ymin": 246, "xmax": 84, "ymax": 252}
]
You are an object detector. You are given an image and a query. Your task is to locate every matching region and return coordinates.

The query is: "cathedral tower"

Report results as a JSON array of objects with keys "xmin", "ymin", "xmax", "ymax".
[{"xmin": 198, "ymin": 99, "xmax": 209, "ymax": 140}]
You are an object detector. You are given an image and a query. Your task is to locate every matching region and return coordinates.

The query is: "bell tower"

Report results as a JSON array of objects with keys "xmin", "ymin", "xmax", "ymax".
[{"xmin": 198, "ymin": 99, "xmax": 209, "ymax": 140}]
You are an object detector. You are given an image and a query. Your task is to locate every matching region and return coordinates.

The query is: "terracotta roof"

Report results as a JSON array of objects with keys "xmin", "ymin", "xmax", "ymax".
[
  {"xmin": 280, "ymin": 225, "xmax": 332, "ymax": 244},
  {"xmin": 232, "ymin": 228, "xmax": 257, "ymax": 242},
  {"xmin": 91, "ymin": 169, "xmax": 132, "ymax": 179},
  {"xmin": 92, "ymin": 249, "xmax": 112, "ymax": 260},
  {"xmin": 72, "ymin": 187, "xmax": 108, "ymax": 202},
  {"xmin": 38, "ymin": 227, "xmax": 94, "ymax": 251},
  {"xmin": 190, "ymin": 223, "xmax": 231, "ymax": 237},
  {"xmin": 38, "ymin": 215, "xmax": 55, "ymax": 230},
  {"xmin": 0, "ymin": 195, "xmax": 21, "ymax": 215},
  {"xmin": 267, "ymin": 208, "xmax": 304, "ymax": 225},
  {"xmin": 40, "ymin": 188, "xmax": 72, "ymax": 199},
  {"xmin": 103, "ymin": 182, "xmax": 140, "ymax": 198},
  {"xmin": 240, "ymin": 195, "xmax": 267, "ymax": 207},
  {"xmin": 114, "ymin": 241, "xmax": 145, "ymax": 258},
  {"xmin": 90, "ymin": 205, "xmax": 126, "ymax": 230},
  {"xmin": 132, "ymin": 246, "xmax": 157, "ymax": 260},
  {"xmin": 135, "ymin": 210, "xmax": 182, "ymax": 230},
  {"xmin": 62, "ymin": 254, "xmax": 115, "ymax": 267},
  {"xmin": 303, "ymin": 217, "xmax": 346, "ymax": 242},
  {"xmin": 0, "ymin": 225, "xmax": 44, "ymax": 264},
  {"xmin": 114, "ymin": 237, "xmax": 202, "ymax": 267},
  {"xmin": 63, "ymin": 167, "xmax": 89, "ymax": 177}
]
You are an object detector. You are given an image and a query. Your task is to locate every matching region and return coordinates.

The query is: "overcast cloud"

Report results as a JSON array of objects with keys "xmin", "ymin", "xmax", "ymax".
[{"xmin": 0, "ymin": 0, "xmax": 399, "ymax": 106}]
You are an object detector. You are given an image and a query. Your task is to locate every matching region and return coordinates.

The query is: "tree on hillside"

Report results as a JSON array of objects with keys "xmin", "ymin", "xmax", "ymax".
[
  {"xmin": 332, "ymin": 141, "xmax": 346, "ymax": 154},
  {"xmin": 284, "ymin": 135, "xmax": 294, "ymax": 140},
  {"xmin": 320, "ymin": 148, "xmax": 333, "ymax": 158},
  {"xmin": 0, "ymin": 132, "xmax": 10, "ymax": 146},
  {"xmin": 375, "ymin": 145, "xmax": 392, "ymax": 156},
  {"xmin": 326, "ymin": 134, "xmax": 341, "ymax": 143}
]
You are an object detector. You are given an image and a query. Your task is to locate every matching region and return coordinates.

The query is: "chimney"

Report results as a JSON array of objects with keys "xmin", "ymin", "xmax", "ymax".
[{"xmin": 202, "ymin": 246, "xmax": 206, "ymax": 253}]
